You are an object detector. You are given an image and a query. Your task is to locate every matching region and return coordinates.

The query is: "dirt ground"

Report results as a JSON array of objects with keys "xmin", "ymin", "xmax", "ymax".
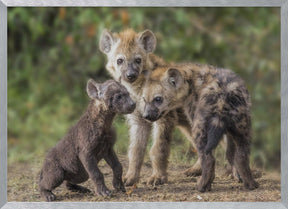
[{"xmin": 8, "ymin": 155, "xmax": 281, "ymax": 202}]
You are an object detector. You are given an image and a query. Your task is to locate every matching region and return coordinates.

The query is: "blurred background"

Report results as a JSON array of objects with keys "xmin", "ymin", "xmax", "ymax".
[{"xmin": 8, "ymin": 7, "xmax": 280, "ymax": 171}]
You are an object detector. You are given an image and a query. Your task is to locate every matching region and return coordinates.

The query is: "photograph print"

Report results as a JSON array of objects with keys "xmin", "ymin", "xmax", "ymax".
[{"xmin": 7, "ymin": 7, "xmax": 280, "ymax": 202}]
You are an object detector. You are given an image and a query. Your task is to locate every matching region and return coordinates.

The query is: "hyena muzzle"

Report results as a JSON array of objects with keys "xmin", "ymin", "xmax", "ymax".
[{"xmin": 141, "ymin": 63, "xmax": 259, "ymax": 192}]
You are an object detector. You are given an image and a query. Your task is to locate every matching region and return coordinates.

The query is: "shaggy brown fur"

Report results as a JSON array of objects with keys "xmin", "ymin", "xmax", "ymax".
[
  {"xmin": 39, "ymin": 79, "xmax": 136, "ymax": 201},
  {"xmin": 99, "ymin": 29, "xmax": 201, "ymax": 186},
  {"xmin": 141, "ymin": 63, "xmax": 259, "ymax": 192}
]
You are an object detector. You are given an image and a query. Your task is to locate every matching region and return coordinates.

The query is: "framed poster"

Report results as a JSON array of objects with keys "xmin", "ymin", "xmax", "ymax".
[{"xmin": 0, "ymin": 0, "xmax": 287, "ymax": 209}]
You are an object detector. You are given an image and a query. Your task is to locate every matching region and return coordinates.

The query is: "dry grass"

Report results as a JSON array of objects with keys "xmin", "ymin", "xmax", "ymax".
[{"xmin": 8, "ymin": 155, "xmax": 280, "ymax": 202}]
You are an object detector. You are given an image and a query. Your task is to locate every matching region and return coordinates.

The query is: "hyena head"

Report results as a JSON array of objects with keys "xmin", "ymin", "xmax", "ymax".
[
  {"xmin": 142, "ymin": 66, "xmax": 189, "ymax": 122},
  {"xmin": 99, "ymin": 29, "xmax": 157, "ymax": 83},
  {"xmin": 86, "ymin": 79, "xmax": 136, "ymax": 114}
]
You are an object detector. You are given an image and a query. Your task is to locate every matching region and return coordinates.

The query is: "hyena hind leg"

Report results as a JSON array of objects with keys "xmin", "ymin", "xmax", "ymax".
[
  {"xmin": 191, "ymin": 115, "xmax": 216, "ymax": 192},
  {"xmin": 232, "ymin": 135, "xmax": 259, "ymax": 190},
  {"xmin": 39, "ymin": 165, "xmax": 64, "ymax": 201},
  {"xmin": 197, "ymin": 151, "xmax": 216, "ymax": 192},
  {"xmin": 225, "ymin": 134, "xmax": 242, "ymax": 182}
]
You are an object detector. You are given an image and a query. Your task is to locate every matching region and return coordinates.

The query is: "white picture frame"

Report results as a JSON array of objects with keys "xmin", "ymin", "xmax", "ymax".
[{"xmin": 1, "ymin": 1, "xmax": 287, "ymax": 209}]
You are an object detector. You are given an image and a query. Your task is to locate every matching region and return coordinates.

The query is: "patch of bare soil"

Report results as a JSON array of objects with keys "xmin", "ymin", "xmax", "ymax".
[{"xmin": 8, "ymin": 155, "xmax": 280, "ymax": 202}]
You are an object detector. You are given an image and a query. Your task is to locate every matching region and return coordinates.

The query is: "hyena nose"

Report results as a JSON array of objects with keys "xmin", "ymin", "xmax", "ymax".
[
  {"xmin": 126, "ymin": 100, "xmax": 136, "ymax": 113},
  {"xmin": 126, "ymin": 71, "xmax": 137, "ymax": 81},
  {"xmin": 130, "ymin": 101, "xmax": 136, "ymax": 109},
  {"xmin": 143, "ymin": 113, "xmax": 153, "ymax": 121}
]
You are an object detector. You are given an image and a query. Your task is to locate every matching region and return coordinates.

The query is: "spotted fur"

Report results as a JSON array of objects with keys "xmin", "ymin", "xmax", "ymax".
[{"xmin": 142, "ymin": 63, "xmax": 259, "ymax": 192}]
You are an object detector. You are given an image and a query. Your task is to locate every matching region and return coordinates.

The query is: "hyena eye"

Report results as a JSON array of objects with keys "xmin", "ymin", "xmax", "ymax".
[
  {"xmin": 116, "ymin": 94, "xmax": 122, "ymax": 100},
  {"xmin": 117, "ymin": 58, "xmax": 124, "ymax": 65},
  {"xmin": 135, "ymin": 58, "xmax": 142, "ymax": 64},
  {"xmin": 153, "ymin": 96, "xmax": 163, "ymax": 104}
]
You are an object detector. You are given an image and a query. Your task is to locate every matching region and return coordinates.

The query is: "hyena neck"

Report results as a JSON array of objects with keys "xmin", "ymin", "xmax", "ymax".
[
  {"xmin": 121, "ymin": 73, "xmax": 146, "ymax": 97},
  {"xmin": 183, "ymin": 63, "xmax": 216, "ymax": 92},
  {"xmin": 86, "ymin": 100, "xmax": 116, "ymax": 129},
  {"xmin": 172, "ymin": 63, "xmax": 216, "ymax": 107},
  {"xmin": 148, "ymin": 53, "xmax": 166, "ymax": 70}
]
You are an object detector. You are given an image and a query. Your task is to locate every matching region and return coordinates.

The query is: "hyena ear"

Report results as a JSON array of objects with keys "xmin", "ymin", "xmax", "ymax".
[
  {"xmin": 99, "ymin": 29, "xmax": 115, "ymax": 54},
  {"xmin": 137, "ymin": 30, "xmax": 157, "ymax": 53},
  {"xmin": 167, "ymin": 68, "xmax": 183, "ymax": 89},
  {"xmin": 87, "ymin": 79, "xmax": 101, "ymax": 99}
]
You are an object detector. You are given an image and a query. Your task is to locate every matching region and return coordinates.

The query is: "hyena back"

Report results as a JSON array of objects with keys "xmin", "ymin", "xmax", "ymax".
[
  {"xmin": 99, "ymin": 29, "xmax": 200, "ymax": 186},
  {"xmin": 141, "ymin": 63, "xmax": 259, "ymax": 192}
]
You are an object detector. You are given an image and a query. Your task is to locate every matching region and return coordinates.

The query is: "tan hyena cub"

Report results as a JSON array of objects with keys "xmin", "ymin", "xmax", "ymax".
[
  {"xmin": 99, "ymin": 29, "xmax": 200, "ymax": 186},
  {"xmin": 39, "ymin": 79, "xmax": 135, "ymax": 201},
  {"xmin": 141, "ymin": 63, "xmax": 259, "ymax": 192}
]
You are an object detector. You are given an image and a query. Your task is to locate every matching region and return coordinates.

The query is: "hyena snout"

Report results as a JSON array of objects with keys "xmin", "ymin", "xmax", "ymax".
[
  {"xmin": 122, "ymin": 98, "xmax": 136, "ymax": 114},
  {"xmin": 143, "ymin": 106, "xmax": 160, "ymax": 122},
  {"xmin": 125, "ymin": 71, "xmax": 138, "ymax": 82},
  {"xmin": 124, "ymin": 65, "xmax": 139, "ymax": 83}
]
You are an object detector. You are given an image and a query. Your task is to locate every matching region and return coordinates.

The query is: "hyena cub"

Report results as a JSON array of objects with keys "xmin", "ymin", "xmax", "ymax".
[
  {"xmin": 99, "ymin": 29, "xmax": 200, "ymax": 186},
  {"xmin": 39, "ymin": 79, "xmax": 135, "ymax": 201},
  {"xmin": 141, "ymin": 63, "xmax": 259, "ymax": 192},
  {"xmin": 99, "ymin": 28, "xmax": 167, "ymax": 185}
]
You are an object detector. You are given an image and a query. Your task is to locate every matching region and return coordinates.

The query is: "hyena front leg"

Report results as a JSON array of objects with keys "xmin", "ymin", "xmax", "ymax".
[
  {"xmin": 124, "ymin": 113, "xmax": 152, "ymax": 186},
  {"xmin": 176, "ymin": 109, "xmax": 202, "ymax": 177},
  {"xmin": 104, "ymin": 148, "xmax": 126, "ymax": 192},
  {"xmin": 148, "ymin": 112, "xmax": 176, "ymax": 186},
  {"xmin": 177, "ymin": 125, "xmax": 202, "ymax": 177}
]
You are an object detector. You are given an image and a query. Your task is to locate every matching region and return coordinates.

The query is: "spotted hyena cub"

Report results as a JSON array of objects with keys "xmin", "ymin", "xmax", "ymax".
[
  {"xmin": 99, "ymin": 29, "xmax": 202, "ymax": 186},
  {"xmin": 141, "ymin": 63, "xmax": 259, "ymax": 192},
  {"xmin": 39, "ymin": 79, "xmax": 136, "ymax": 201}
]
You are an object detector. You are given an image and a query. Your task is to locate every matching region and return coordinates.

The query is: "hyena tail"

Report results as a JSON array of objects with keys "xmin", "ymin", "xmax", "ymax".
[{"xmin": 205, "ymin": 118, "xmax": 225, "ymax": 154}]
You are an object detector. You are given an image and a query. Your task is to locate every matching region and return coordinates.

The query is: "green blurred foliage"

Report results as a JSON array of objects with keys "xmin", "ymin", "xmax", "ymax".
[{"xmin": 8, "ymin": 7, "xmax": 280, "ymax": 170}]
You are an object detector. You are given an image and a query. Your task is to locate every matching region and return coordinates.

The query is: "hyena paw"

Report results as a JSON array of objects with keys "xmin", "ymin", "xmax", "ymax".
[
  {"xmin": 123, "ymin": 175, "xmax": 138, "ymax": 186},
  {"xmin": 184, "ymin": 167, "xmax": 202, "ymax": 177},
  {"xmin": 196, "ymin": 177, "xmax": 212, "ymax": 193},
  {"xmin": 197, "ymin": 182, "xmax": 212, "ymax": 193},
  {"xmin": 113, "ymin": 179, "xmax": 126, "ymax": 192},
  {"xmin": 244, "ymin": 180, "xmax": 259, "ymax": 190},
  {"xmin": 41, "ymin": 190, "xmax": 56, "ymax": 202},
  {"xmin": 232, "ymin": 168, "xmax": 243, "ymax": 183},
  {"xmin": 96, "ymin": 185, "xmax": 112, "ymax": 197},
  {"xmin": 252, "ymin": 169, "xmax": 263, "ymax": 179},
  {"xmin": 147, "ymin": 175, "xmax": 167, "ymax": 186}
]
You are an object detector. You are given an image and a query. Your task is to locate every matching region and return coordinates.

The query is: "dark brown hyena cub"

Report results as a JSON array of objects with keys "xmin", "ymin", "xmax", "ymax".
[
  {"xmin": 141, "ymin": 63, "xmax": 259, "ymax": 192},
  {"xmin": 39, "ymin": 79, "xmax": 136, "ymax": 201}
]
